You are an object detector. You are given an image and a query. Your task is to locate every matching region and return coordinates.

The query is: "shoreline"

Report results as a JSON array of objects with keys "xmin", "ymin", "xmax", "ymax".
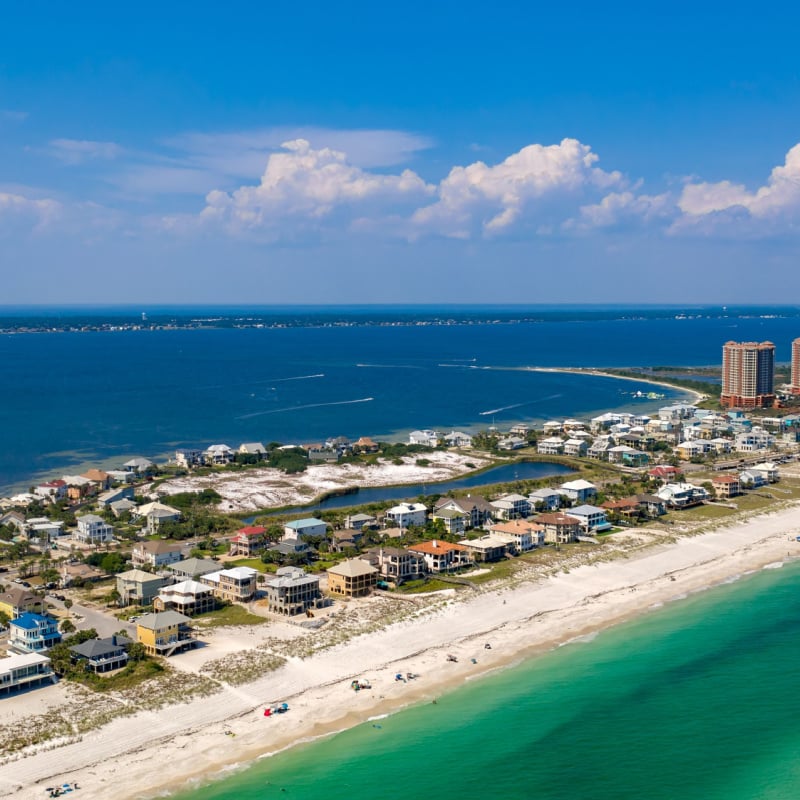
[
  {"xmin": 527, "ymin": 366, "xmax": 706, "ymax": 405},
  {"xmin": 3, "ymin": 503, "xmax": 800, "ymax": 799}
]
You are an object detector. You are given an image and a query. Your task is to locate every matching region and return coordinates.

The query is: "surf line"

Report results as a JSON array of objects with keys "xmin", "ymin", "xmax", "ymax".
[{"xmin": 238, "ymin": 397, "xmax": 374, "ymax": 420}]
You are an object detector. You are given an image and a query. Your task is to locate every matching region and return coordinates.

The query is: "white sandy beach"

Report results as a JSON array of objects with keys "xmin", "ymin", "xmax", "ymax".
[
  {"xmin": 153, "ymin": 452, "xmax": 492, "ymax": 512},
  {"xmin": 528, "ymin": 366, "xmax": 706, "ymax": 405},
  {"xmin": 3, "ymin": 503, "xmax": 800, "ymax": 800}
]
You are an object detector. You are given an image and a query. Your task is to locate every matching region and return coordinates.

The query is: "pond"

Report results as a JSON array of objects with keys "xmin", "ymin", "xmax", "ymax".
[{"xmin": 247, "ymin": 460, "xmax": 575, "ymax": 520}]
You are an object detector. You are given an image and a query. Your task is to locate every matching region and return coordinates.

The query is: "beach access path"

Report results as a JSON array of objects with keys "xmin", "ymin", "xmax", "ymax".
[{"xmin": 2, "ymin": 501, "xmax": 800, "ymax": 800}]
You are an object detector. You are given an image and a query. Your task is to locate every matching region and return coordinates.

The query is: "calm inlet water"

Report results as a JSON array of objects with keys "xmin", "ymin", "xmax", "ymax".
[{"xmin": 176, "ymin": 560, "xmax": 800, "ymax": 800}]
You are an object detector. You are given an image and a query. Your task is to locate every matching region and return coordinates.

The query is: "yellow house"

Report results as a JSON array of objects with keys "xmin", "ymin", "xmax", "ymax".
[
  {"xmin": 0, "ymin": 587, "xmax": 44, "ymax": 620},
  {"xmin": 135, "ymin": 610, "xmax": 197, "ymax": 657},
  {"xmin": 326, "ymin": 559, "xmax": 378, "ymax": 598}
]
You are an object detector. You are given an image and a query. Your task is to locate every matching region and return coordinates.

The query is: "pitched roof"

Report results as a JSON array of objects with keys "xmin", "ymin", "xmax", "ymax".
[
  {"xmin": 0, "ymin": 586, "xmax": 41, "ymax": 608},
  {"xmin": 535, "ymin": 513, "xmax": 580, "ymax": 526},
  {"xmin": 236, "ymin": 526, "xmax": 267, "ymax": 537},
  {"xmin": 136, "ymin": 539, "xmax": 183, "ymax": 554},
  {"xmin": 168, "ymin": 557, "xmax": 220, "ymax": 576},
  {"xmin": 327, "ymin": 558, "xmax": 378, "ymax": 578},
  {"xmin": 136, "ymin": 610, "xmax": 191, "ymax": 629},
  {"xmin": 408, "ymin": 540, "xmax": 470, "ymax": 555},
  {"xmin": 70, "ymin": 636, "xmax": 129, "ymax": 659},
  {"xmin": 117, "ymin": 568, "xmax": 164, "ymax": 583}
]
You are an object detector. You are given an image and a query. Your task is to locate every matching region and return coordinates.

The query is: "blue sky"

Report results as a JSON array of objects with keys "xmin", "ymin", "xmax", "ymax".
[{"xmin": 2, "ymin": 2, "xmax": 800, "ymax": 304}]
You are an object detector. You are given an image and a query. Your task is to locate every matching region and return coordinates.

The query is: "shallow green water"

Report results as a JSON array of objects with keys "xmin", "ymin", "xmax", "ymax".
[{"xmin": 177, "ymin": 561, "xmax": 800, "ymax": 800}]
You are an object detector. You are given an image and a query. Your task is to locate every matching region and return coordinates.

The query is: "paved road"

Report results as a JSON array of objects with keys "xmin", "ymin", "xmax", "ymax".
[{"xmin": 55, "ymin": 599, "xmax": 136, "ymax": 638}]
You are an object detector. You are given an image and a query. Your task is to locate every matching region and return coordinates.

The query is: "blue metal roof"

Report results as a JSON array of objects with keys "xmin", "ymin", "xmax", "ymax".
[{"xmin": 11, "ymin": 612, "xmax": 55, "ymax": 630}]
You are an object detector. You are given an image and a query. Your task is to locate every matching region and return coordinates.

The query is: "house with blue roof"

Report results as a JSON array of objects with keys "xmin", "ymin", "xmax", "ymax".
[
  {"xmin": 283, "ymin": 517, "xmax": 328, "ymax": 540},
  {"xmin": 8, "ymin": 612, "xmax": 62, "ymax": 654}
]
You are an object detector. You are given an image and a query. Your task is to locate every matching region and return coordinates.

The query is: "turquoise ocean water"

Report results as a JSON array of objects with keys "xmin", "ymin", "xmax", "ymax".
[{"xmin": 176, "ymin": 560, "xmax": 800, "ymax": 800}]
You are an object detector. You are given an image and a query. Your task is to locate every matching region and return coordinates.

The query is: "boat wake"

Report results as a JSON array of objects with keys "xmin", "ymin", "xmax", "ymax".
[
  {"xmin": 237, "ymin": 397, "xmax": 374, "ymax": 420},
  {"xmin": 479, "ymin": 402, "xmax": 527, "ymax": 416},
  {"xmin": 271, "ymin": 373, "xmax": 325, "ymax": 382}
]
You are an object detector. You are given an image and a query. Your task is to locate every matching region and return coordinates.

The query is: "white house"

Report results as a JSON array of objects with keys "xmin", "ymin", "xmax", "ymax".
[
  {"xmin": 559, "ymin": 479, "xmax": 597, "ymax": 503},
  {"xmin": 735, "ymin": 428, "xmax": 775, "ymax": 453},
  {"xmin": 751, "ymin": 462, "xmax": 780, "ymax": 483},
  {"xmin": 563, "ymin": 438, "xmax": 589, "ymax": 457},
  {"xmin": 133, "ymin": 501, "xmax": 182, "ymax": 534},
  {"xmin": 490, "ymin": 493, "xmax": 530, "ymax": 520},
  {"xmin": 537, "ymin": 437, "xmax": 565, "ymax": 455},
  {"xmin": 444, "ymin": 430, "xmax": 473, "ymax": 448},
  {"xmin": 498, "ymin": 436, "xmax": 527, "ymax": 450},
  {"xmin": 656, "ymin": 483, "xmax": 709, "ymax": 508},
  {"xmin": 74, "ymin": 514, "xmax": 114, "ymax": 544},
  {"xmin": 204, "ymin": 444, "xmax": 234, "ymax": 465},
  {"xmin": 384, "ymin": 502, "xmax": 427, "ymax": 529},
  {"xmin": 408, "ymin": 430, "xmax": 440, "ymax": 447}
]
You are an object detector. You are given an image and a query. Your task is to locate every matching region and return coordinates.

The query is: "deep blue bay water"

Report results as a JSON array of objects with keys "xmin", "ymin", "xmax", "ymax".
[
  {"xmin": 177, "ymin": 560, "xmax": 800, "ymax": 800},
  {"xmin": 2, "ymin": 304, "xmax": 800, "ymax": 492}
]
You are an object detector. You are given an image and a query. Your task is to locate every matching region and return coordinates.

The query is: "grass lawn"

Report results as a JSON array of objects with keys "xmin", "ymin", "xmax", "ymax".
[
  {"xmin": 229, "ymin": 557, "xmax": 270, "ymax": 573},
  {"xmin": 192, "ymin": 604, "xmax": 267, "ymax": 629},
  {"xmin": 395, "ymin": 578, "xmax": 454, "ymax": 593}
]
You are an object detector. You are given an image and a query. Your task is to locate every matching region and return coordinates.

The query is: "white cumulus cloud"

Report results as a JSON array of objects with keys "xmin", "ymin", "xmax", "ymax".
[
  {"xmin": 675, "ymin": 144, "xmax": 800, "ymax": 234},
  {"xmin": 198, "ymin": 139, "xmax": 433, "ymax": 235},
  {"xmin": 411, "ymin": 138, "xmax": 625, "ymax": 238}
]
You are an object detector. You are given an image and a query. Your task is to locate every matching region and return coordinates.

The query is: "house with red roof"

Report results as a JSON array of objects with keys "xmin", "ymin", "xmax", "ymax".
[{"xmin": 229, "ymin": 525, "xmax": 270, "ymax": 557}]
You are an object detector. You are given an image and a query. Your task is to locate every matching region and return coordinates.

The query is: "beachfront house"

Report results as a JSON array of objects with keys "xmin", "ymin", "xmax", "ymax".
[
  {"xmin": 408, "ymin": 430, "xmax": 441, "ymax": 447},
  {"xmin": 116, "ymin": 569, "xmax": 169, "ymax": 606},
  {"xmin": 364, "ymin": 547, "xmax": 426, "ymax": 585},
  {"xmin": 739, "ymin": 469, "xmax": 767, "ymax": 489},
  {"xmin": 74, "ymin": 513, "xmax": 114, "ymax": 544},
  {"xmin": 154, "ymin": 580, "xmax": 216, "ymax": 616},
  {"xmin": 326, "ymin": 559, "xmax": 379, "ymax": 597},
  {"xmin": 656, "ymin": 483, "xmax": 709, "ymax": 509},
  {"xmin": 263, "ymin": 567, "xmax": 324, "ymax": 615},
  {"xmin": 752, "ymin": 462, "xmax": 780, "ymax": 483},
  {"xmin": 283, "ymin": 518, "xmax": 328, "ymax": 541},
  {"xmin": 566, "ymin": 505, "xmax": 611, "ymax": 533},
  {"xmin": 70, "ymin": 635, "xmax": 130, "ymax": 674},
  {"xmin": 123, "ymin": 457, "xmax": 154, "ymax": 474},
  {"xmin": 459, "ymin": 535, "xmax": 509, "ymax": 562},
  {"xmin": 407, "ymin": 540, "xmax": 472, "ymax": 573},
  {"xmin": 559, "ymin": 479, "xmax": 597, "ymax": 504},
  {"xmin": 203, "ymin": 444, "xmax": 235, "ymax": 465},
  {"xmin": 174, "ymin": 449, "xmax": 203, "ymax": 469},
  {"xmin": 8, "ymin": 613, "xmax": 62, "ymax": 653},
  {"xmin": 534, "ymin": 513, "xmax": 581, "ymax": 544},
  {"xmin": 131, "ymin": 540, "xmax": 184, "ymax": 569},
  {"xmin": 712, "ymin": 474, "xmax": 742, "ymax": 499},
  {"xmin": 0, "ymin": 653, "xmax": 55, "ymax": 696},
  {"xmin": 384, "ymin": 503, "xmax": 427, "ymax": 530},
  {"xmin": 488, "ymin": 520, "xmax": 542, "ymax": 552},
  {"xmin": 445, "ymin": 430, "xmax": 474, "ymax": 448},
  {"xmin": 34, "ymin": 479, "xmax": 67, "ymax": 502},
  {"xmin": 238, "ymin": 442, "xmax": 267, "ymax": 458},
  {"xmin": 135, "ymin": 611, "xmax": 197, "ymax": 657}
]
